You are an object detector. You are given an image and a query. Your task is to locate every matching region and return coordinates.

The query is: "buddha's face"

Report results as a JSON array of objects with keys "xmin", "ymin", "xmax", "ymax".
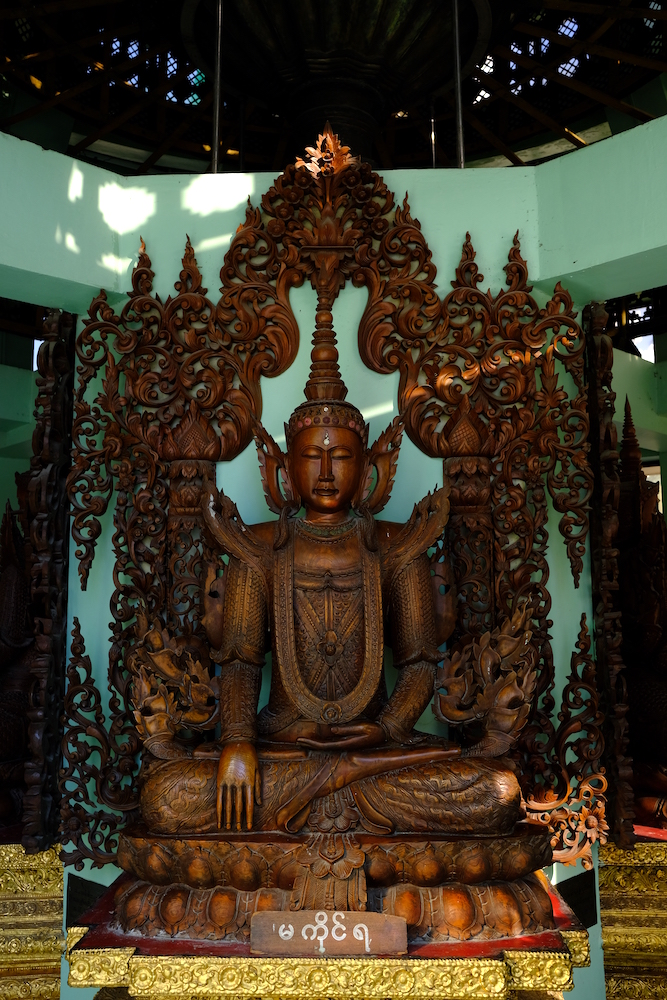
[{"xmin": 290, "ymin": 425, "xmax": 365, "ymax": 518}]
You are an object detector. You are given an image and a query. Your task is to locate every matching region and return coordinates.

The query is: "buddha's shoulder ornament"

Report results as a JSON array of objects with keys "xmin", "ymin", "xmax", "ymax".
[
  {"xmin": 201, "ymin": 481, "xmax": 270, "ymax": 595},
  {"xmin": 382, "ymin": 482, "xmax": 451, "ymax": 588}
]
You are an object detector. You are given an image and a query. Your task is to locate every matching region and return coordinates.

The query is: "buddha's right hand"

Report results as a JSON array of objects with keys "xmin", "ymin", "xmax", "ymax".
[{"xmin": 216, "ymin": 741, "xmax": 262, "ymax": 831}]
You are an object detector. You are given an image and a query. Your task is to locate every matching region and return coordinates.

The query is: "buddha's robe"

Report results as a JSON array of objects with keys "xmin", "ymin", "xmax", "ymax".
[{"xmin": 140, "ymin": 492, "xmax": 521, "ymax": 836}]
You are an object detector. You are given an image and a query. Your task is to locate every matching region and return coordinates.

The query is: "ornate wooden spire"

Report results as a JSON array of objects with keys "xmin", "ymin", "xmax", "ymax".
[{"xmin": 620, "ymin": 397, "xmax": 642, "ymax": 481}]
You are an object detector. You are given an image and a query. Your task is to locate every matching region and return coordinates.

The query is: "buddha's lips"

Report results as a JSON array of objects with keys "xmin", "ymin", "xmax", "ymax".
[{"xmin": 314, "ymin": 486, "xmax": 338, "ymax": 496}]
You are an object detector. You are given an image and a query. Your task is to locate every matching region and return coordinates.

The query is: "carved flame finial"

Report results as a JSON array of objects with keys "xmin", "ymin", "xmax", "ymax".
[
  {"xmin": 620, "ymin": 396, "xmax": 642, "ymax": 480},
  {"xmin": 295, "ymin": 122, "xmax": 360, "ymax": 177}
]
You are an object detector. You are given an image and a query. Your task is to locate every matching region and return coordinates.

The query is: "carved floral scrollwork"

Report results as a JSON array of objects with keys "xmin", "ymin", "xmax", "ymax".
[
  {"xmin": 525, "ymin": 615, "xmax": 608, "ymax": 868},
  {"xmin": 62, "ymin": 127, "xmax": 601, "ymax": 870},
  {"xmin": 68, "ymin": 236, "xmax": 295, "ymax": 591},
  {"xmin": 59, "ymin": 620, "xmax": 135, "ymax": 869},
  {"xmin": 358, "ymin": 230, "xmax": 591, "ymax": 587}
]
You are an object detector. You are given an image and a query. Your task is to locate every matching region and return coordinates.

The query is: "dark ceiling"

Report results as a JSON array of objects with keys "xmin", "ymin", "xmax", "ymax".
[{"xmin": 1, "ymin": 0, "xmax": 666, "ymax": 174}]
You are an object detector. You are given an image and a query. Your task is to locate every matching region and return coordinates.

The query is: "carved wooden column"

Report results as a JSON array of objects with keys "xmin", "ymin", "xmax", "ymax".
[
  {"xmin": 23, "ymin": 309, "xmax": 74, "ymax": 852},
  {"xmin": 444, "ymin": 454, "xmax": 494, "ymax": 642},
  {"xmin": 584, "ymin": 302, "xmax": 635, "ymax": 847},
  {"xmin": 166, "ymin": 457, "xmax": 217, "ymax": 638}
]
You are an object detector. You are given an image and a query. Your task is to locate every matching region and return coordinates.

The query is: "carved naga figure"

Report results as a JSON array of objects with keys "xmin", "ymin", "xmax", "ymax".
[{"xmin": 118, "ymin": 213, "xmax": 553, "ymax": 942}]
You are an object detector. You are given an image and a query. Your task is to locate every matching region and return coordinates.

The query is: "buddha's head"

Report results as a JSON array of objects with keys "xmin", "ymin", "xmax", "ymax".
[
  {"xmin": 286, "ymin": 400, "xmax": 368, "ymax": 519},
  {"xmin": 254, "ymin": 296, "xmax": 401, "ymax": 532}
]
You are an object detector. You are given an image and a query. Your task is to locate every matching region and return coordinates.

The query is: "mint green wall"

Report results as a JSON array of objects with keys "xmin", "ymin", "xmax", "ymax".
[
  {"xmin": 4, "ymin": 124, "xmax": 653, "ymax": 999},
  {"xmin": 5, "ymin": 112, "xmax": 667, "ymax": 315},
  {"xmin": 535, "ymin": 115, "xmax": 667, "ymax": 302}
]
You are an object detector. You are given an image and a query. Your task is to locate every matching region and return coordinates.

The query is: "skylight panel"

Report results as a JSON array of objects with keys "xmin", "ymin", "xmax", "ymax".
[
  {"xmin": 558, "ymin": 57, "xmax": 579, "ymax": 78},
  {"xmin": 558, "ymin": 18, "xmax": 578, "ymax": 38}
]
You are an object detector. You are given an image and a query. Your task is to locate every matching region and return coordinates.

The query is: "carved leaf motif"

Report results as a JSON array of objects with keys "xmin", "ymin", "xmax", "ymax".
[
  {"xmin": 253, "ymin": 420, "xmax": 294, "ymax": 514},
  {"xmin": 364, "ymin": 415, "xmax": 404, "ymax": 515},
  {"xmin": 434, "ymin": 602, "xmax": 538, "ymax": 757}
]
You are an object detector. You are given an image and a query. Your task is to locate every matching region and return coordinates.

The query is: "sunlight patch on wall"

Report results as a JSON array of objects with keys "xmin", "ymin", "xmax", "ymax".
[
  {"xmin": 194, "ymin": 233, "xmax": 232, "ymax": 253},
  {"xmin": 98, "ymin": 253, "xmax": 132, "ymax": 275},
  {"xmin": 55, "ymin": 225, "xmax": 80, "ymax": 253},
  {"xmin": 67, "ymin": 164, "xmax": 84, "ymax": 203},
  {"xmin": 98, "ymin": 182, "xmax": 156, "ymax": 235},
  {"xmin": 362, "ymin": 400, "xmax": 395, "ymax": 421},
  {"xmin": 181, "ymin": 174, "xmax": 254, "ymax": 217}
]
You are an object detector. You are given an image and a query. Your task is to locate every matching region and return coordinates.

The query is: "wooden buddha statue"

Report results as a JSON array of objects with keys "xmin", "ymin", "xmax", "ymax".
[{"xmin": 118, "ymin": 317, "xmax": 555, "ymax": 943}]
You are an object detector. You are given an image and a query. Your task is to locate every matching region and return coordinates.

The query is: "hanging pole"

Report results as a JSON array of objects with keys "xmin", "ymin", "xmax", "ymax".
[
  {"xmin": 211, "ymin": 0, "xmax": 223, "ymax": 174},
  {"xmin": 430, "ymin": 101, "xmax": 437, "ymax": 168},
  {"xmin": 452, "ymin": 0, "xmax": 465, "ymax": 169},
  {"xmin": 239, "ymin": 100, "xmax": 245, "ymax": 172}
]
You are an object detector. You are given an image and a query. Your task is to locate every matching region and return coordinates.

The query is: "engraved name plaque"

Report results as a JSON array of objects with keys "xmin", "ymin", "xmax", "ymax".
[{"xmin": 250, "ymin": 910, "xmax": 408, "ymax": 957}]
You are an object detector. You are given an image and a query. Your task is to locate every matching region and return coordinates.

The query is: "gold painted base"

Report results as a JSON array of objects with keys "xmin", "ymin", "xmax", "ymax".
[
  {"xmin": 66, "ymin": 924, "xmax": 588, "ymax": 999},
  {"xmin": 600, "ymin": 841, "xmax": 667, "ymax": 997},
  {"xmin": 0, "ymin": 843, "xmax": 64, "ymax": 1000},
  {"xmin": 90, "ymin": 990, "xmax": 567, "ymax": 1000}
]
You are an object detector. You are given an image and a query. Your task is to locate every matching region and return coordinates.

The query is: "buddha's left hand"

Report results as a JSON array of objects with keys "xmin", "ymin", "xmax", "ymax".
[{"xmin": 297, "ymin": 721, "xmax": 386, "ymax": 750}]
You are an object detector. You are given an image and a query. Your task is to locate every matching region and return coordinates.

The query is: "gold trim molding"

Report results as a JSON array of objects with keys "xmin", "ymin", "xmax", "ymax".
[
  {"xmin": 0, "ymin": 974, "xmax": 62, "ymax": 998},
  {"xmin": 605, "ymin": 974, "xmax": 667, "ymax": 999},
  {"xmin": 67, "ymin": 927, "xmax": 588, "ymax": 999},
  {"xmin": 0, "ymin": 844, "xmax": 63, "ymax": 896},
  {"xmin": 504, "ymin": 951, "xmax": 572, "ymax": 992},
  {"xmin": 0, "ymin": 925, "xmax": 65, "ymax": 963},
  {"xmin": 561, "ymin": 929, "xmax": 590, "ymax": 967},
  {"xmin": 600, "ymin": 842, "xmax": 667, "ymax": 867},
  {"xmin": 600, "ymin": 840, "xmax": 667, "ymax": 994},
  {"xmin": 0, "ymin": 844, "xmax": 64, "ymax": 1000},
  {"xmin": 67, "ymin": 925, "xmax": 92, "ymax": 957},
  {"xmin": 127, "ymin": 955, "xmax": 507, "ymax": 999},
  {"xmin": 69, "ymin": 947, "xmax": 137, "ymax": 989}
]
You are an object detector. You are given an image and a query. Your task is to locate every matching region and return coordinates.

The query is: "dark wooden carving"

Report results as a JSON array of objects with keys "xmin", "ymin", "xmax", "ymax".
[
  {"xmin": 525, "ymin": 614, "xmax": 608, "ymax": 862},
  {"xmin": 610, "ymin": 390, "xmax": 667, "ymax": 830},
  {"xmin": 584, "ymin": 302, "xmax": 635, "ymax": 846},
  {"xmin": 18, "ymin": 309, "xmax": 75, "ymax": 851},
  {"xmin": 62, "ymin": 127, "xmax": 604, "ymax": 908},
  {"xmin": 0, "ymin": 500, "xmax": 33, "ymax": 831},
  {"xmin": 60, "ymin": 619, "xmax": 130, "ymax": 867}
]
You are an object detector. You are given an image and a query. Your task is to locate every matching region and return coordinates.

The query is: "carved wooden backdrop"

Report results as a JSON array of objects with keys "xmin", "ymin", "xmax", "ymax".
[
  {"xmin": 62, "ymin": 129, "xmax": 605, "ymax": 869},
  {"xmin": 0, "ymin": 310, "xmax": 76, "ymax": 852},
  {"xmin": 584, "ymin": 303, "xmax": 635, "ymax": 848}
]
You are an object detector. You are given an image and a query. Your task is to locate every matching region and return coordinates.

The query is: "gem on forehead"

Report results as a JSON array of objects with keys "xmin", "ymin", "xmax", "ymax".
[{"xmin": 323, "ymin": 432, "xmax": 330, "ymax": 445}]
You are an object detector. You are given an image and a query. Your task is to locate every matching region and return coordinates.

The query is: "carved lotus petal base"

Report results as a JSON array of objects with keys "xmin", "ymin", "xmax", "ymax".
[
  {"xmin": 114, "ymin": 871, "xmax": 554, "ymax": 943},
  {"xmin": 382, "ymin": 874, "xmax": 554, "ymax": 943},
  {"xmin": 117, "ymin": 825, "xmax": 552, "ymax": 892}
]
